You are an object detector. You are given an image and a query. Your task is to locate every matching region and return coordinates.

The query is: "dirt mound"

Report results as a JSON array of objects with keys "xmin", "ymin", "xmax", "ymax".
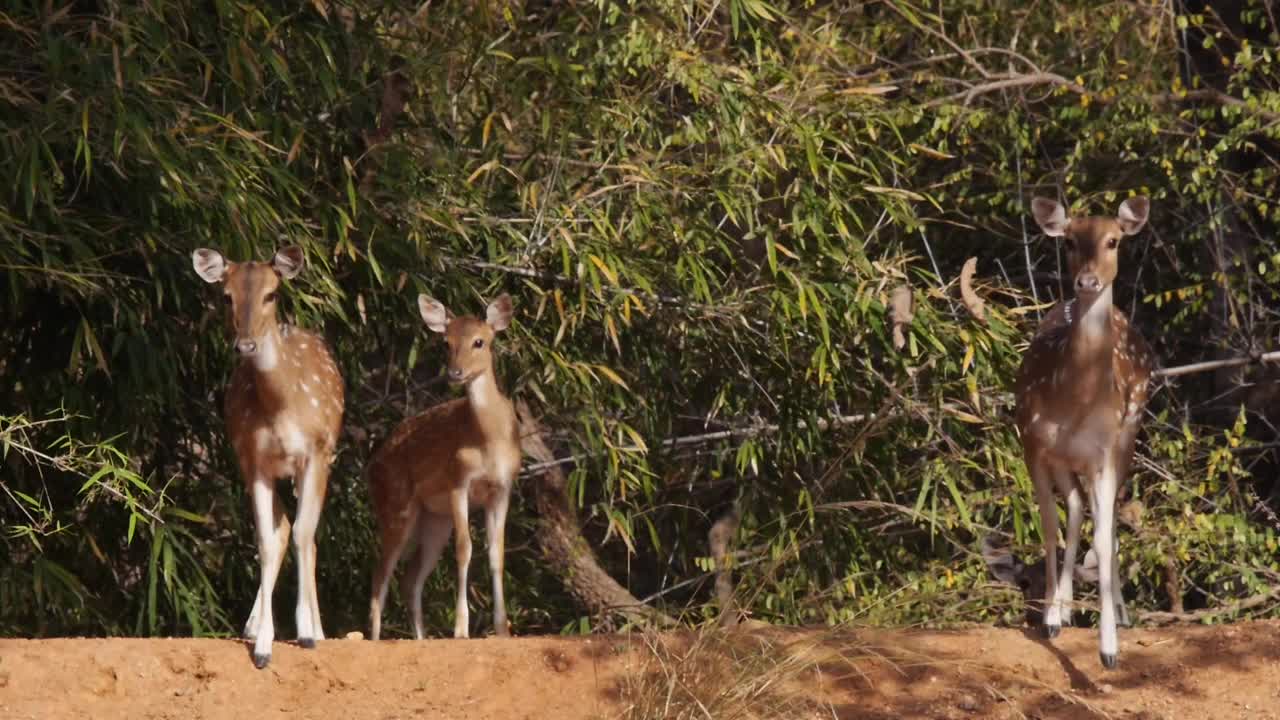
[{"xmin": 2, "ymin": 621, "xmax": 1279, "ymax": 719}]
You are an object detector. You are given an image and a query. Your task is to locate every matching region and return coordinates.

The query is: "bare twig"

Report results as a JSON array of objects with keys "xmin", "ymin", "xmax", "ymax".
[
  {"xmin": 1154, "ymin": 350, "xmax": 1280, "ymax": 379},
  {"xmin": 520, "ymin": 413, "xmax": 874, "ymax": 476}
]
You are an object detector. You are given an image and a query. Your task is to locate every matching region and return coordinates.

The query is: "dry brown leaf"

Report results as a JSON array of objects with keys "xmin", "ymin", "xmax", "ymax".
[
  {"xmin": 959, "ymin": 257, "xmax": 986, "ymax": 324},
  {"xmin": 889, "ymin": 284, "xmax": 913, "ymax": 350}
]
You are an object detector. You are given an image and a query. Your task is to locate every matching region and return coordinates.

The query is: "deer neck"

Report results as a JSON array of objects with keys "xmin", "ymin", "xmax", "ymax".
[
  {"xmin": 1066, "ymin": 287, "xmax": 1115, "ymax": 389},
  {"xmin": 466, "ymin": 369, "xmax": 512, "ymax": 435},
  {"xmin": 241, "ymin": 323, "xmax": 294, "ymax": 407}
]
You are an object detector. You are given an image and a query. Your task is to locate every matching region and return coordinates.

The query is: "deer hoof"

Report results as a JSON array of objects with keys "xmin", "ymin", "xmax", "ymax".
[
  {"xmin": 1043, "ymin": 623, "xmax": 1061, "ymax": 639},
  {"xmin": 1100, "ymin": 652, "xmax": 1118, "ymax": 670},
  {"xmin": 252, "ymin": 652, "xmax": 272, "ymax": 670},
  {"xmin": 298, "ymin": 637, "xmax": 317, "ymax": 650}
]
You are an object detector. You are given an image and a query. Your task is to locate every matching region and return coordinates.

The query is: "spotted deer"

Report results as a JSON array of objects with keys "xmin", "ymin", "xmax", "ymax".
[
  {"xmin": 192, "ymin": 246, "xmax": 345, "ymax": 669},
  {"xmin": 1014, "ymin": 196, "xmax": 1156, "ymax": 669},
  {"xmin": 367, "ymin": 293, "xmax": 520, "ymax": 641}
]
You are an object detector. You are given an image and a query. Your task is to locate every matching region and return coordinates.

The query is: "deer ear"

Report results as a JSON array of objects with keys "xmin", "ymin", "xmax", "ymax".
[
  {"xmin": 980, "ymin": 534, "xmax": 1024, "ymax": 586},
  {"xmin": 192, "ymin": 249, "xmax": 227, "ymax": 283},
  {"xmin": 486, "ymin": 293, "xmax": 513, "ymax": 332},
  {"xmin": 272, "ymin": 245, "xmax": 305, "ymax": 279},
  {"xmin": 1117, "ymin": 196, "xmax": 1150, "ymax": 236},
  {"xmin": 1074, "ymin": 548, "xmax": 1101, "ymax": 583},
  {"xmin": 1031, "ymin": 197, "xmax": 1069, "ymax": 237},
  {"xmin": 418, "ymin": 295, "xmax": 450, "ymax": 333}
]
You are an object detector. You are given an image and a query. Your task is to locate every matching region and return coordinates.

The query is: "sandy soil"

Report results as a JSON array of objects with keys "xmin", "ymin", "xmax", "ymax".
[{"xmin": 2, "ymin": 621, "xmax": 1279, "ymax": 719}]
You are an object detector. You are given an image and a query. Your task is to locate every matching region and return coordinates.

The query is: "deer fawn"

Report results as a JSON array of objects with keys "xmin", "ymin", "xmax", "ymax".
[
  {"xmin": 1015, "ymin": 196, "xmax": 1155, "ymax": 669},
  {"xmin": 981, "ymin": 533, "xmax": 1102, "ymax": 628},
  {"xmin": 367, "ymin": 293, "xmax": 520, "ymax": 641},
  {"xmin": 192, "ymin": 246, "xmax": 345, "ymax": 669}
]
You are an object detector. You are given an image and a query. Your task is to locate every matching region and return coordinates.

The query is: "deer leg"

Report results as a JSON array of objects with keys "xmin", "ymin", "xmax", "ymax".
[
  {"xmin": 449, "ymin": 487, "xmax": 473, "ymax": 639},
  {"xmin": 368, "ymin": 505, "xmax": 418, "ymax": 642},
  {"xmin": 1054, "ymin": 476, "xmax": 1084, "ymax": 628},
  {"xmin": 250, "ymin": 479, "xmax": 289, "ymax": 669},
  {"xmin": 1091, "ymin": 461, "xmax": 1120, "ymax": 669},
  {"xmin": 404, "ymin": 513, "xmax": 452, "ymax": 640},
  {"xmin": 1031, "ymin": 460, "xmax": 1062, "ymax": 638},
  {"xmin": 485, "ymin": 489, "xmax": 511, "ymax": 637},
  {"xmin": 293, "ymin": 457, "xmax": 329, "ymax": 648},
  {"xmin": 1112, "ymin": 532, "xmax": 1131, "ymax": 628},
  {"xmin": 244, "ymin": 481, "xmax": 290, "ymax": 641}
]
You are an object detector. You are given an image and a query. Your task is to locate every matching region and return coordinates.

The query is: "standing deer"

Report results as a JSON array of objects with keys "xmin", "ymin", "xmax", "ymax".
[
  {"xmin": 192, "ymin": 246, "xmax": 345, "ymax": 669},
  {"xmin": 367, "ymin": 293, "xmax": 520, "ymax": 641},
  {"xmin": 1015, "ymin": 196, "xmax": 1155, "ymax": 669}
]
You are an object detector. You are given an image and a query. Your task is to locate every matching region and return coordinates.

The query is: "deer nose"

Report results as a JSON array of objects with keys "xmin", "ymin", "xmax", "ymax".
[
  {"xmin": 1075, "ymin": 273, "xmax": 1102, "ymax": 294},
  {"xmin": 235, "ymin": 339, "xmax": 258, "ymax": 355},
  {"xmin": 448, "ymin": 367, "xmax": 464, "ymax": 381}
]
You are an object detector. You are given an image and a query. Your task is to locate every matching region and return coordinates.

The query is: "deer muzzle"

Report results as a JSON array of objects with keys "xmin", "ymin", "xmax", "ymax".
[{"xmin": 1075, "ymin": 272, "xmax": 1103, "ymax": 295}]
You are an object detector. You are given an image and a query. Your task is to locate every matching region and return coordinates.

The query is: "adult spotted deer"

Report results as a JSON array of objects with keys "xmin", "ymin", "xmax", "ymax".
[
  {"xmin": 192, "ymin": 246, "xmax": 345, "ymax": 669},
  {"xmin": 1015, "ymin": 196, "xmax": 1155, "ymax": 669},
  {"xmin": 367, "ymin": 293, "xmax": 520, "ymax": 641}
]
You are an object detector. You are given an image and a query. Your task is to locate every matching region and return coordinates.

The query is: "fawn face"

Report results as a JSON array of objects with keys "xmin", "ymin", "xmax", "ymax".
[{"xmin": 418, "ymin": 293, "xmax": 513, "ymax": 385}]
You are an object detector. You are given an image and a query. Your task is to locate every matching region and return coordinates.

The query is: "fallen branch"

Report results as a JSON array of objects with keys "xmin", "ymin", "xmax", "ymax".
[
  {"xmin": 517, "ymin": 400, "xmax": 676, "ymax": 629},
  {"xmin": 1139, "ymin": 585, "xmax": 1280, "ymax": 626}
]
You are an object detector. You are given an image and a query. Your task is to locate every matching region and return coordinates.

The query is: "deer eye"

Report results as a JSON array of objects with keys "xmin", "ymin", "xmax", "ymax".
[
  {"xmin": 223, "ymin": 293, "xmax": 233, "ymax": 305},
  {"xmin": 472, "ymin": 338, "xmax": 484, "ymax": 349},
  {"xmin": 263, "ymin": 291, "xmax": 277, "ymax": 304},
  {"xmin": 1106, "ymin": 237, "xmax": 1118, "ymax": 250}
]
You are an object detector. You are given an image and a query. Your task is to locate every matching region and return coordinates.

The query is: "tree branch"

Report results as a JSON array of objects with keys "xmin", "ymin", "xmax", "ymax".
[
  {"xmin": 924, "ymin": 69, "xmax": 1280, "ymax": 124},
  {"xmin": 1154, "ymin": 350, "xmax": 1280, "ymax": 379},
  {"xmin": 519, "ymin": 412, "xmax": 873, "ymax": 476}
]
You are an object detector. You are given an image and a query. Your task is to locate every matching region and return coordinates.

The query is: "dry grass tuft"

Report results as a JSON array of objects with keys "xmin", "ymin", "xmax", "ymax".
[{"xmin": 616, "ymin": 622, "xmax": 869, "ymax": 720}]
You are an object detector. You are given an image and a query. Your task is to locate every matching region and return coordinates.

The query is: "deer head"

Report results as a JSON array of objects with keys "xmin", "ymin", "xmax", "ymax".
[
  {"xmin": 982, "ymin": 535, "xmax": 1100, "ymax": 627},
  {"xmin": 192, "ymin": 246, "xmax": 305, "ymax": 368},
  {"xmin": 1031, "ymin": 196, "xmax": 1149, "ymax": 303},
  {"xmin": 418, "ymin": 293, "xmax": 513, "ymax": 385}
]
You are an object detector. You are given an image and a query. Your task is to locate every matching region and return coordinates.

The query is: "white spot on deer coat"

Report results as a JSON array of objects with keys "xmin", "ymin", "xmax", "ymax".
[{"xmin": 279, "ymin": 420, "xmax": 308, "ymax": 457}]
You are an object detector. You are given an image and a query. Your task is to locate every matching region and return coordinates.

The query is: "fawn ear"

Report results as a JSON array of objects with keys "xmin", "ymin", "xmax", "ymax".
[
  {"xmin": 1031, "ymin": 197, "xmax": 1069, "ymax": 237},
  {"xmin": 192, "ymin": 249, "xmax": 227, "ymax": 283},
  {"xmin": 486, "ymin": 293, "xmax": 513, "ymax": 332},
  {"xmin": 1117, "ymin": 196, "xmax": 1150, "ymax": 236},
  {"xmin": 981, "ymin": 534, "xmax": 1025, "ymax": 586},
  {"xmin": 271, "ymin": 245, "xmax": 305, "ymax": 279},
  {"xmin": 418, "ymin": 295, "xmax": 450, "ymax": 334},
  {"xmin": 1074, "ymin": 548, "xmax": 1101, "ymax": 583}
]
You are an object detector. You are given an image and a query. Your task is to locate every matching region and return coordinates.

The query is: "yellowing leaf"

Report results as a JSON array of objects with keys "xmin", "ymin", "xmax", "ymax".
[
  {"xmin": 604, "ymin": 313, "xmax": 621, "ymax": 355},
  {"xmin": 466, "ymin": 158, "xmax": 499, "ymax": 185},
  {"xmin": 946, "ymin": 407, "xmax": 984, "ymax": 424},
  {"xmin": 909, "ymin": 143, "xmax": 955, "ymax": 160},
  {"xmin": 773, "ymin": 242, "xmax": 800, "ymax": 260},
  {"xmin": 594, "ymin": 364, "xmax": 631, "ymax": 391},
  {"xmin": 482, "ymin": 112, "xmax": 494, "ymax": 148},
  {"xmin": 839, "ymin": 84, "xmax": 898, "ymax": 96},
  {"xmin": 863, "ymin": 185, "xmax": 926, "ymax": 202},
  {"xmin": 588, "ymin": 254, "xmax": 618, "ymax": 285}
]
